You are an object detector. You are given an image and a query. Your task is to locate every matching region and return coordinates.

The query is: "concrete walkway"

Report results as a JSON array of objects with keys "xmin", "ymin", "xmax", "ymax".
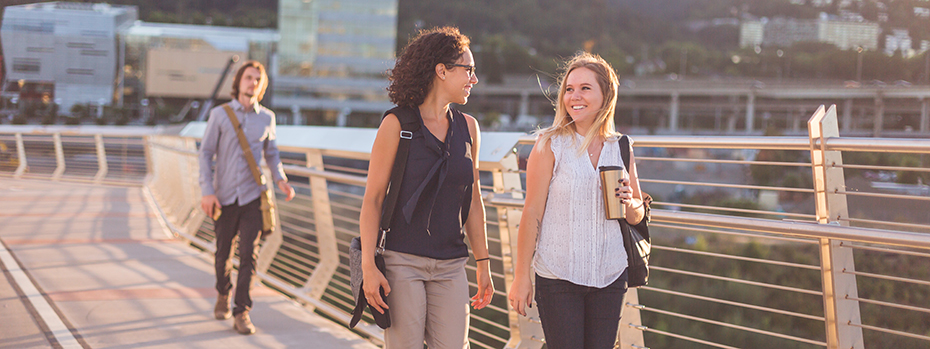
[{"xmin": 0, "ymin": 179, "xmax": 376, "ymax": 349}]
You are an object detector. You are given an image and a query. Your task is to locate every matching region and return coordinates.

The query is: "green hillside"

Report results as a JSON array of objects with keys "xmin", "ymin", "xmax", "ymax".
[{"xmin": 5, "ymin": 0, "xmax": 929, "ymax": 81}]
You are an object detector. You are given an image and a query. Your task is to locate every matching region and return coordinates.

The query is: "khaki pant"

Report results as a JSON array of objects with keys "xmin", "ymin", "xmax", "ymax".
[{"xmin": 382, "ymin": 250, "xmax": 470, "ymax": 349}]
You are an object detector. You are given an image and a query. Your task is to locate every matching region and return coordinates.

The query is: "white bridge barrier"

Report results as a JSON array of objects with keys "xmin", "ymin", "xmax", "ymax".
[{"xmin": 3, "ymin": 105, "xmax": 930, "ymax": 349}]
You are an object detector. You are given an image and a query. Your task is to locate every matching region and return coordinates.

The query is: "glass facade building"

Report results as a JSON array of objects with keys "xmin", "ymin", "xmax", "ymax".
[
  {"xmin": 274, "ymin": 0, "xmax": 398, "ymax": 123},
  {"xmin": 277, "ymin": 0, "xmax": 396, "ymax": 78},
  {"xmin": 2, "ymin": 1, "xmax": 399, "ymax": 124}
]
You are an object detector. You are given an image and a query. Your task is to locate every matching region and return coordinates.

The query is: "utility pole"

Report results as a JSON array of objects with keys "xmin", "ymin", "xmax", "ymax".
[
  {"xmin": 924, "ymin": 51, "xmax": 929, "ymax": 85},
  {"xmin": 856, "ymin": 46, "xmax": 864, "ymax": 82},
  {"xmin": 680, "ymin": 48, "xmax": 688, "ymax": 79}
]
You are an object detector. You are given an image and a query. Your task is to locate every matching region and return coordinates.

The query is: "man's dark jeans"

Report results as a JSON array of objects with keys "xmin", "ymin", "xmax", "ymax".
[
  {"xmin": 535, "ymin": 270, "xmax": 629, "ymax": 349},
  {"xmin": 215, "ymin": 198, "xmax": 263, "ymax": 315}
]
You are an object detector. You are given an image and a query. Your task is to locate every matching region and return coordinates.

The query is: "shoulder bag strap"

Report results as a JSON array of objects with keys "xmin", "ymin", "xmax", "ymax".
[
  {"xmin": 619, "ymin": 134, "xmax": 631, "ymax": 170},
  {"xmin": 618, "ymin": 135, "xmax": 652, "ymax": 224},
  {"xmin": 375, "ymin": 106, "xmax": 421, "ymax": 252},
  {"xmin": 223, "ymin": 104, "xmax": 265, "ymax": 188}
]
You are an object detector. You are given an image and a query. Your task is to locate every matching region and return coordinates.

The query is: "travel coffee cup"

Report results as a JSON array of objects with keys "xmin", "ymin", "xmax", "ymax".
[{"xmin": 598, "ymin": 166, "xmax": 628, "ymax": 220}]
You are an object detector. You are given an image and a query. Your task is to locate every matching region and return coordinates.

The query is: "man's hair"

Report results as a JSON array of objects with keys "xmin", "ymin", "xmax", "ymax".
[{"xmin": 230, "ymin": 60, "xmax": 268, "ymax": 101}]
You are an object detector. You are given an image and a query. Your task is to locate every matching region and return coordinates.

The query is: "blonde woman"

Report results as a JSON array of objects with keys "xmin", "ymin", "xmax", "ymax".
[{"xmin": 507, "ymin": 52, "xmax": 646, "ymax": 348}]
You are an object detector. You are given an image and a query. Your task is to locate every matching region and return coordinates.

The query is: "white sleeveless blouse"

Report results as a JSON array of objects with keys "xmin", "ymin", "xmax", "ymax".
[{"xmin": 533, "ymin": 133, "xmax": 629, "ymax": 288}]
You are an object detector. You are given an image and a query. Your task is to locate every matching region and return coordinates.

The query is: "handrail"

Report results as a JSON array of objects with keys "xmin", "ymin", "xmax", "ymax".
[
  {"xmin": 822, "ymin": 137, "xmax": 930, "ymax": 154},
  {"xmin": 283, "ymin": 165, "xmax": 367, "ymax": 186},
  {"xmin": 6, "ymin": 109, "xmax": 930, "ymax": 349},
  {"xmin": 655, "ymin": 210, "xmax": 930, "ymax": 250},
  {"xmin": 488, "ymin": 193, "xmax": 930, "ymax": 250},
  {"xmin": 517, "ymin": 134, "xmax": 930, "ymax": 154}
]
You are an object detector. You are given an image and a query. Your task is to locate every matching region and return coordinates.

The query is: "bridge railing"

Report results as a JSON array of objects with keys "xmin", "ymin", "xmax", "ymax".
[
  {"xmin": 2, "ymin": 104, "xmax": 929, "ymax": 349},
  {"xmin": 0, "ymin": 130, "xmax": 147, "ymax": 184}
]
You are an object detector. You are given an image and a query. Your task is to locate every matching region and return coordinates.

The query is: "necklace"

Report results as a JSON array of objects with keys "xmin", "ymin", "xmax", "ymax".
[{"xmin": 588, "ymin": 141, "xmax": 602, "ymax": 157}]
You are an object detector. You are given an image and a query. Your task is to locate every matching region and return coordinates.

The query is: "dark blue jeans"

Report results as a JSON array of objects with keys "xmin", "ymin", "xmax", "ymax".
[{"xmin": 535, "ymin": 270, "xmax": 628, "ymax": 349}]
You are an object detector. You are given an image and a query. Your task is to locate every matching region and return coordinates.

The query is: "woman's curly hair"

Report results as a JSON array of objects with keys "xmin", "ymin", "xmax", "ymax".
[{"xmin": 387, "ymin": 27, "xmax": 470, "ymax": 108}]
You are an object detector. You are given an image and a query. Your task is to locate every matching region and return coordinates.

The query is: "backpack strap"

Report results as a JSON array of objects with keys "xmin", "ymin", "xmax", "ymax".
[
  {"xmin": 376, "ymin": 106, "xmax": 421, "ymax": 252},
  {"xmin": 349, "ymin": 106, "xmax": 421, "ymax": 329}
]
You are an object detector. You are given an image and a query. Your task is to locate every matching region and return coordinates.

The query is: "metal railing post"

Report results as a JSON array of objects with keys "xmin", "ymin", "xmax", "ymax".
[
  {"xmin": 182, "ymin": 137, "xmax": 207, "ymax": 237},
  {"xmin": 746, "ymin": 91, "xmax": 756, "ymax": 134},
  {"xmin": 496, "ymin": 151, "xmax": 544, "ymax": 349},
  {"xmin": 299, "ymin": 150, "xmax": 338, "ymax": 301},
  {"xmin": 142, "ymin": 133, "xmax": 153, "ymax": 181},
  {"xmin": 873, "ymin": 93, "xmax": 884, "ymax": 137},
  {"xmin": 94, "ymin": 134, "xmax": 108, "ymax": 183},
  {"xmin": 618, "ymin": 289, "xmax": 646, "ymax": 348},
  {"xmin": 808, "ymin": 104, "xmax": 864, "ymax": 349},
  {"xmin": 13, "ymin": 133, "xmax": 27, "ymax": 179},
  {"xmin": 669, "ymin": 92, "xmax": 680, "ymax": 132},
  {"xmin": 51, "ymin": 133, "xmax": 65, "ymax": 180},
  {"xmin": 180, "ymin": 137, "xmax": 205, "ymax": 235}
]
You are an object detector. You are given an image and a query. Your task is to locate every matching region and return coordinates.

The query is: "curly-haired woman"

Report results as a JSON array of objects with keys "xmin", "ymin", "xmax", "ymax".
[
  {"xmin": 508, "ymin": 52, "xmax": 647, "ymax": 348},
  {"xmin": 358, "ymin": 26, "xmax": 493, "ymax": 348}
]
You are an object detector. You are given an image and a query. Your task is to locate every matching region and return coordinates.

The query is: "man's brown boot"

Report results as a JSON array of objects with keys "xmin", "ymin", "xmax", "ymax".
[
  {"xmin": 214, "ymin": 293, "xmax": 231, "ymax": 320},
  {"xmin": 234, "ymin": 310, "xmax": 256, "ymax": 335}
]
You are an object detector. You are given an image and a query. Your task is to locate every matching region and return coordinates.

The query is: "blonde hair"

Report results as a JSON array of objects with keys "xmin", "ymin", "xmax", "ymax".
[{"xmin": 536, "ymin": 52, "xmax": 620, "ymax": 155}]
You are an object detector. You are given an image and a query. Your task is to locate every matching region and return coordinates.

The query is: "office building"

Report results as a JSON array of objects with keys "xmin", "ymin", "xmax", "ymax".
[
  {"xmin": 274, "ymin": 0, "xmax": 398, "ymax": 125},
  {"xmin": 123, "ymin": 22, "xmax": 277, "ymax": 102},
  {"xmin": 3, "ymin": 1, "xmax": 399, "ymax": 124},
  {"xmin": 739, "ymin": 14, "xmax": 879, "ymax": 51},
  {"xmin": 739, "ymin": 20, "xmax": 764, "ymax": 49},
  {"xmin": 1, "ymin": 2, "xmax": 136, "ymax": 111},
  {"xmin": 884, "ymin": 29, "xmax": 913, "ymax": 57}
]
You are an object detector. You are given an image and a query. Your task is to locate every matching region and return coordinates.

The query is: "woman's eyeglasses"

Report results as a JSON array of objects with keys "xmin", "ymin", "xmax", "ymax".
[{"xmin": 447, "ymin": 63, "xmax": 476, "ymax": 77}]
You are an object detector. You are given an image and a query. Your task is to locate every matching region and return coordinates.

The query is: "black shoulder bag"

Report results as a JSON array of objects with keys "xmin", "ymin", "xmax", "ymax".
[
  {"xmin": 349, "ymin": 106, "xmax": 420, "ymax": 329},
  {"xmin": 619, "ymin": 135, "xmax": 652, "ymax": 288}
]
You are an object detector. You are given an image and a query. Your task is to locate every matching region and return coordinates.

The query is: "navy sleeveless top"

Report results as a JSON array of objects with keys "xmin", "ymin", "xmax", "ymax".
[{"xmin": 384, "ymin": 107, "xmax": 474, "ymax": 260}]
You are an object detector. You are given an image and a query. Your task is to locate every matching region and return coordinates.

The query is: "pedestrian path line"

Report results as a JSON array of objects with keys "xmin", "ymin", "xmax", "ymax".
[
  {"xmin": 0, "ymin": 241, "xmax": 84, "ymax": 349},
  {"xmin": 4, "ymin": 238, "xmax": 169, "ymax": 245},
  {"xmin": 46, "ymin": 286, "xmax": 279, "ymax": 301}
]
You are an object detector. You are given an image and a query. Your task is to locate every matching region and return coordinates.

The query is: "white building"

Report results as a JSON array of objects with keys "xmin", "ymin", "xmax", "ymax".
[
  {"xmin": 1, "ymin": 2, "xmax": 136, "ymax": 111},
  {"xmin": 914, "ymin": 7, "xmax": 930, "ymax": 19},
  {"xmin": 2, "ymin": 0, "xmax": 400, "ymax": 123},
  {"xmin": 818, "ymin": 18, "xmax": 881, "ymax": 50},
  {"xmin": 885, "ymin": 29, "xmax": 913, "ymax": 57},
  {"xmin": 738, "ymin": 15, "xmax": 879, "ymax": 51},
  {"xmin": 739, "ymin": 20, "xmax": 764, "ymax": 49}
]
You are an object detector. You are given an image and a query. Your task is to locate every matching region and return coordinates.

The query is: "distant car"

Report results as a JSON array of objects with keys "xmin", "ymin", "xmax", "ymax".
[
  {"xmin": 868, "ymin": 79, "xmax": 887, "ymax": 87},
  {"xmin": 893, "ymin": 80, "xmax": 912, "ymax": 87},
  {"xmin": 844, "ymin": 80, "xmax": 861, "ymax": 88}
]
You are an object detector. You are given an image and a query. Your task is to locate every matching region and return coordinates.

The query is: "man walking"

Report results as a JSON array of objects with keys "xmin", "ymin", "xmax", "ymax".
[{"xmin": 199, "ymin": 60, "xmax": 295, "ymax": 335}]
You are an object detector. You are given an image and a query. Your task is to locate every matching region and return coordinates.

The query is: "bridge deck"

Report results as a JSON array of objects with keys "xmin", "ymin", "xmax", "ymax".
[{"xmin": 0, "ymin": 179, "xmax": 375, "ymax": 349}]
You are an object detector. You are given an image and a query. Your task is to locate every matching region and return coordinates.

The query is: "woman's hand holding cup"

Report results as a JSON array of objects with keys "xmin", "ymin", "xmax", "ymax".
[{"xmin": 614, "ymin": 177, "xmax": 632, "ymax": 206}]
